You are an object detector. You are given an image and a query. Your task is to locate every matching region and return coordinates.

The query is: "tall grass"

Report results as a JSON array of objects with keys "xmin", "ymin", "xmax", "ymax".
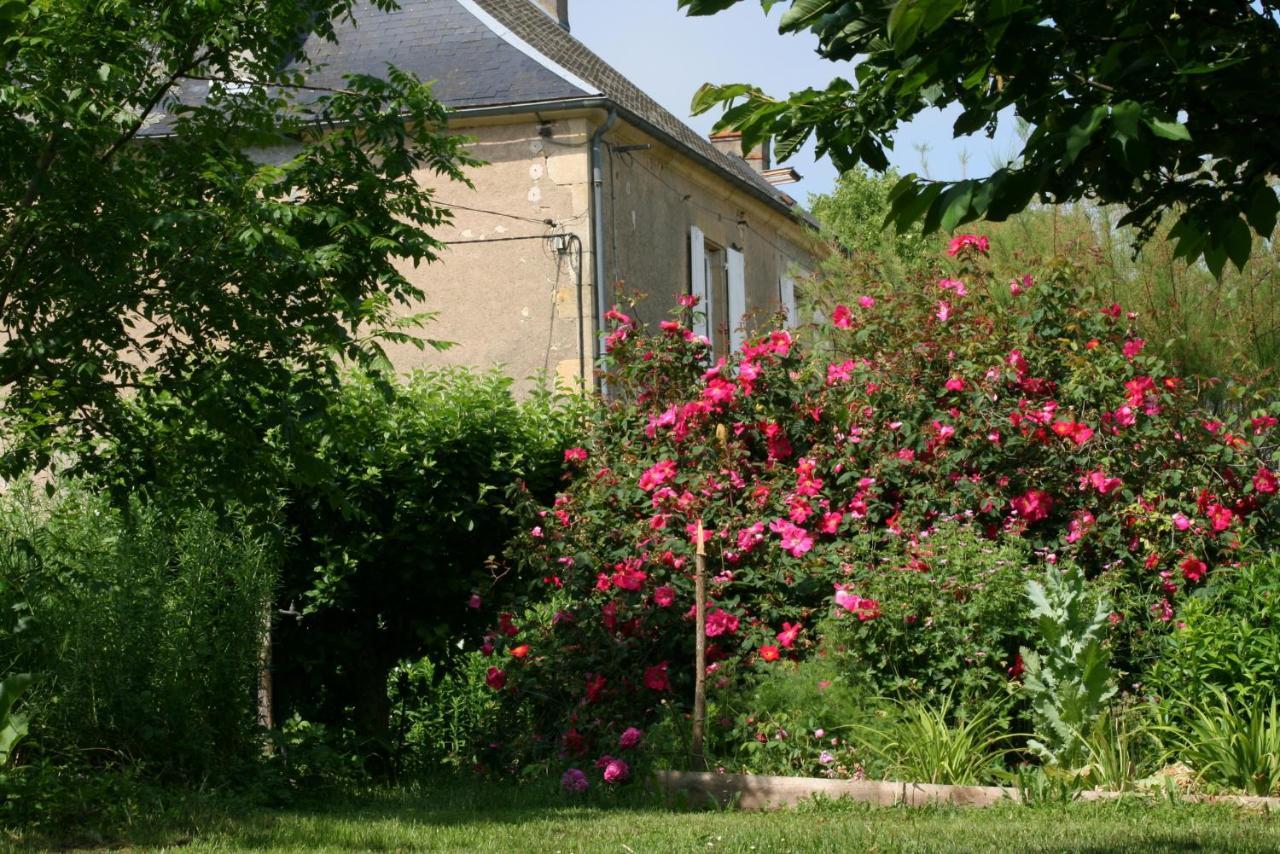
[{"xmin": 0, "ymin": 484, "xmax": 275, "ymax": 779}]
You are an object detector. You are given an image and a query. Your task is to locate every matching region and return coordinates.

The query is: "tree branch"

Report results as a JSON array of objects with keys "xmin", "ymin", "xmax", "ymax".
[
  {"xmin": 98, "ymin": 48, "xmax": 210, "ymax": 164},
  {"xmin": 179, "ymin": 74, "xmax": 357, "ymax": 97}
]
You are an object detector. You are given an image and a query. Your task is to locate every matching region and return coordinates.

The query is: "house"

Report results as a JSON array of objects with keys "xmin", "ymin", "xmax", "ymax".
[{"xmin": 256, "ymin": 0, "xmax": 822, "ymax": 388}]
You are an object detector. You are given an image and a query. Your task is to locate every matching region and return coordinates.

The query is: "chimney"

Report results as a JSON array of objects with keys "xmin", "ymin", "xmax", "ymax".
[
  {"xmin": 709, "ymin": 130, "xmax": 771, "ymax": 175},
  {"xmin": 534, "ymin": 0, "xmax": 570, "ymax": 31}
]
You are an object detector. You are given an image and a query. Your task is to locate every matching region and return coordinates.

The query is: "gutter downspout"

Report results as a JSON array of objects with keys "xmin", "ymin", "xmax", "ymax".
[{"xmin": 588, "ymin": 107, "xmax": 618, "ymax": 393}]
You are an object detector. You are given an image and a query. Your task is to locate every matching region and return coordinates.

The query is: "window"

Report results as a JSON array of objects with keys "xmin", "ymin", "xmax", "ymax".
[{"xmin": 690, "ymin": 226, "xmax": 747, "ymax": 360}]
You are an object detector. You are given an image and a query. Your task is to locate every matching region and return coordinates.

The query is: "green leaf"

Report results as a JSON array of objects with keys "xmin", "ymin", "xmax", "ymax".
[
  {"xmin": 1065, "ymin": 106, "xmax": 1107, "ymax": 164},
  {"xmin": 1246, "ymin": 185, "xmax": 1279, "ymax": 238},
  {"xmin": 1222, "ymin": 216, "xmax": 1253, "ymax": 273},
  {"xmin": 1144, "ymin": 117, "xmax": 1191, "ymax": 142},
  {"xmin": 887, "ymin": 0, "xmax": 927, "ymax": 53},
  {"xmin": 779, "ymin": 0, "xmax": 837, "ymax": 31},
  {"xmin": 690, "ymin": 82, "xmax": 758, "ymax": 116},
  {"xmin": 938, "ymin": 180, "xmax": 975, "ymax": 232}
]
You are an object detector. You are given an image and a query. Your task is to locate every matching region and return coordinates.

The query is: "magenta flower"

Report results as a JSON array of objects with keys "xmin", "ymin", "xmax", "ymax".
[
  {"xmin": 704, "ymin": 608, "xmax": 741, "ymax": 637},
  {"xmin": 832, "ymin": 304, "xmax": 853, "ymax": 328},
  {"xmin": 653, "ymin": 585, "xmax": 676, "ymax": 608},
  {"xmin": 1010, "ymin": 489, "xmax": 1054, "ymax": 523},
  {"xmin": 643, "ymin": 662, "xmax": 670, "ymax": 691},
  {"xmin": 485, "ymin": 667, "xmax": 506, "ymax": 691},
  {"xmin": 638, "ymin": 459, "xmax": 677, "ymax": 492},
  {"xmin": 1122, "ymin": 338, "xmax": 1146, "ymax": 360},
  {"xmin": 776, "ymin": 621, "xmax": 802, "ymax": 648},
  {"xmin": 618, "ymin": 727, "xmax": 643, "ymax": 750},
  {"xmin": 1181, "ymin": 556, "xmax": 1208, "ymax": 583},
  {"xmin": 563, "ymin": 447, "xmax": 588, "ymax": 464},
  {"xmin": 769, "ymin": 518, "xmax": 814, "ymax": 557},
  {"xmin": 946, "ymin": 233, "xmax": 990, "ymax": 256},
  {"xmin": 858, "ymin": 295, "xmax": 876, "ymax": 309},
  {"xmin": 602, "ymin": 758, "xmax": 630, "ymax": 784}
]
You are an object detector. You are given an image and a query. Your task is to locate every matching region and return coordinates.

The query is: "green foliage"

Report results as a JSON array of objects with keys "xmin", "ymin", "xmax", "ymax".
[
  {"xmin": 848, "ymin": 696, "xmax": 1014, "ymax": 786},
  {"xmin": 0, "ymin": 485, "xmax": 275, "ymax": 779},
  {"xmin": 808, "ymin": 167, "xmax": 937, "ymax": 280},
  {"xmin": 983, "ymin": 205, "xmax": 1280, "ymax": 384},
  {"xmin": 1072, "ymin": 704, "xmax": 1159, "ymax": 793},
  {"xmin": 490, "ymin": 236, "xmax": 1279, "ymax": 782},
  {"xmin": 387, "ymin": 653, "xmax": 500, "ymax": 776},
  {"xmin": 0, "ymin": 674, "xmax": 31, "ymax": 768},
  {"xmin": 1143, "ymin": 556, "xmax": 1280, "ymax": 709},
  {"xmin": 827, "ymin": 524, "xmax": 1033, "ymax": 715},
  {"xmin": 715, "ymin": 655, "xmax": 880, "ymax": 778},
  {"xmin": 0, "ymin": 0, "xmax": 474, "ymax": 494},
  {"xmin": 681, "ymin": 0, "xmax": 1280, "ymax": 272},
  {"xmin": 273, "ymin": 368, "xmax": 580, "ymax": 746},
  {"xmin": 1021, "ymin": 563, "xmax": 1116, "ymax": 768},
  {"xmin": 1157, "ymin": 691, "xmax": 1280, "ymax": 797}
]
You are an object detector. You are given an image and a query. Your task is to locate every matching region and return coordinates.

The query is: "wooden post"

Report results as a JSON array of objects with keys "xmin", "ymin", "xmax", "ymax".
[
  {"xmin": 691, "ymin": 519, "xmax": 708, "ymax": 770},
  {"xmin": 257, "ymin": 601, "xmax": 274, "ymax": 740}
]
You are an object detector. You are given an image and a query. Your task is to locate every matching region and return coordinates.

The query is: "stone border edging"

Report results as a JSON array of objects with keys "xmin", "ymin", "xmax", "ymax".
[{"xmin": 654, "ymin": 770, "xmax": 1280, "ymax": 811}]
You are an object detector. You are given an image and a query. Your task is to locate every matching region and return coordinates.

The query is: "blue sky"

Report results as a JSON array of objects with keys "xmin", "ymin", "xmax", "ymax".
[{"xmin": 572, "ymin": 2, "xmax": 1022, "ymax": 204}]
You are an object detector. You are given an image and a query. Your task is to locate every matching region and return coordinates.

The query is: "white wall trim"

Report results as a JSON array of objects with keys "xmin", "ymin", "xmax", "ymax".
[{"xmin": 457, "ymin": 0, "xmax": 600, "ymax": 96}]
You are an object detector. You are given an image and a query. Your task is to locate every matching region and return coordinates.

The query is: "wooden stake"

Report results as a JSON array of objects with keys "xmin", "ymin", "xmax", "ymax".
[{"xmin": 691, "ymin": 519, "xmax": 708, "ymax": 770}]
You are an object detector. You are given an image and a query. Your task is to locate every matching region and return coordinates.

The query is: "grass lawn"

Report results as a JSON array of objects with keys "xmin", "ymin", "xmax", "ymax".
[{"xmin": 20, "ymin": 779, "xmax": 1280, "ymax": 853}]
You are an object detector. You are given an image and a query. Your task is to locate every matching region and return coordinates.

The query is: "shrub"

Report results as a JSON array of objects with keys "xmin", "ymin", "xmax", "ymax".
[
  {"xmin": 712, "ymin": 654, "xmax": 881, "ymax": 778},
  {"xmin": 485, "ymin": 235, "xmax": 1278, "ymax": 782},
  {"xmin": 387, "ymin": 652, "xmax": 499, "ymax": 776},
  {"xmin": 0, "ymin": 675, "xmax": 32, "ymax": 768},
  {"xmin": 0, "ymin": 485, "xmax": 274, "ymax": 780},
  {"xmin": 1143, "ymin": 554, "xmax": 1280, "ymax": 708},
  {"xmin": 271, "ymin": 368, "xmax": 581, "ymax": 747},
  {"xmin": 824, "ymin": 523, "xmax": 1033, "ymax": 716}
]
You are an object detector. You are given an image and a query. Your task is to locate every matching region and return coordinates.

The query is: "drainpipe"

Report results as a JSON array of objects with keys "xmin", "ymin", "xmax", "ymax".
[{"xmin": 589, "ymin": 107, "xmax": 618, "ymax": 393}]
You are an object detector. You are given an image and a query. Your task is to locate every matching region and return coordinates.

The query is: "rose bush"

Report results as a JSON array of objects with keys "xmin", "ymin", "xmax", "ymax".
[{"xmin": 476, "ymin": 237, "xmax": 1279, "ymax": 780}]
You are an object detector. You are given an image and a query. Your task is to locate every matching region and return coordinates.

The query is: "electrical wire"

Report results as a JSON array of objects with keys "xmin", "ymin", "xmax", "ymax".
[
  {"xmin": 609, "ymin": 144, "xmax": 806, "ymax": 260},
  {"xmin": 435, "ymin": 200, "xmax": 555, "ymax": 226}
]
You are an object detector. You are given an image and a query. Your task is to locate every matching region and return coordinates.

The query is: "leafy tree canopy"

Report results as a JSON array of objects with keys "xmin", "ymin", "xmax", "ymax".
[
  {"xmin": 680, "ymin": 0, "xmax": 1280, "ymax": 276},
  {"xmin": 0, "ymin": 0, "xmax": 472, "ymax": 489}
]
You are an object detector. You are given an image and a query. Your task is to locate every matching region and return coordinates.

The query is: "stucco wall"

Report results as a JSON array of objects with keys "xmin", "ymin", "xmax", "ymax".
[
  {"xmin": 380, "ymin": 109, "xmax": 818, "ymax": 391},
  {"xmin": 380, "ymin": 116, "xmax": 594, "ymax": 392},
  {"xmin": 597, "ymin": 122, "xmax": 817, "ymax": 340}
]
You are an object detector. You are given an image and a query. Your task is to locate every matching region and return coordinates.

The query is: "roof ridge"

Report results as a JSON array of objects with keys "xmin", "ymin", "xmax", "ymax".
[{"xmin": 471, "ymin": 0, "xmax": 801, "ymax": 216}]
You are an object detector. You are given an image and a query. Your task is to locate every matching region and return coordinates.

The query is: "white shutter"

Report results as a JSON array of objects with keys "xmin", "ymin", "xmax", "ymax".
[
  {"xmin": 689, "ymin": 226, "xmax": 710, "ymax": 341},
  {"xmin": 727, "ymin": 247, "xmax": 746, "ymax": 353},
  {"xmin": 779, "ymin": 272, "xmax": 797, "ymax": 329}
]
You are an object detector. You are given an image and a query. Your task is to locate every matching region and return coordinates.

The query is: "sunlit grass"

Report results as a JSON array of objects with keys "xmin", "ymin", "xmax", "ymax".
[{"xmin": 16, "ymin": 779, "xmax": 1280, "ymax": 852}]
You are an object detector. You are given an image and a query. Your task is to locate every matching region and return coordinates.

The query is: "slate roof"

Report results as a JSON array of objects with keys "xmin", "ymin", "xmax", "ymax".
[
  {"xmin": 301, "ymin": 0, "xmax": 590, "ymax": 108},
  {"xmin": 467, "ymin": 0, "xmax": 800, "ymax": 216},
  {"xmin": 149, "ymin": 0, "xmax": 807, "ymax": 220}
]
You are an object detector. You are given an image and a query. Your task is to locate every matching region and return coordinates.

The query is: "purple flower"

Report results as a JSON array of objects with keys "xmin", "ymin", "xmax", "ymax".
[
  {"xmin": 819, "ymin": 751, "xmax": 835, "ymax": 765},
  {"xmin": 561, "ymin": 767, "xmax": 589, "ymax": 793},
  {"xmin": 618, "ymin": 727, "xmax": 643, "ymax": 750}
]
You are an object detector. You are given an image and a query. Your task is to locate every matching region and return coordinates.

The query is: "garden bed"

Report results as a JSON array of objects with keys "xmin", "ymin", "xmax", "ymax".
[{"xmin": 655, "ymin": 770, "xmax": 1280, "ymax": 812}]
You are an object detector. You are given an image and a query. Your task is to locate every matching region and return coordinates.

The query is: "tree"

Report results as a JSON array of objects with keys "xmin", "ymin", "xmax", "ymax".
[
  {"xmin": 0, "ymin": 0, "xmax": 472, "ymax": 488},
  {"xmin": 680, "ymin": 0, "xmax": 1280, "ymax": 276}
]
